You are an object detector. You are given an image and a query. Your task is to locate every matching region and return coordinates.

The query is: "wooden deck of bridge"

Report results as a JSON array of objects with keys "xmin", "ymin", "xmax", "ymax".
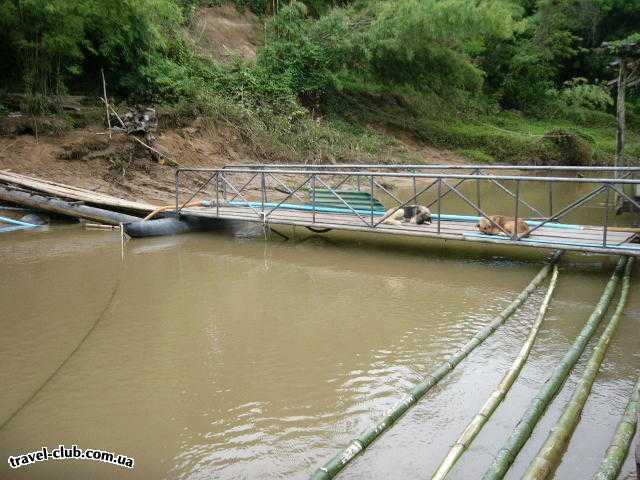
[{"xmin": 182, "ymin": 205, "xmax": 640, "ymax": 256}]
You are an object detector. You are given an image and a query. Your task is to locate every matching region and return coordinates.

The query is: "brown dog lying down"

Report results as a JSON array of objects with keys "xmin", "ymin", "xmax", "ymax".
[
  {"xmin": 477, "ymin": 215, "xmax": 530, "ymax": 237},
  {"xmin": 383, "ymin": 205, "xmax": 432, "ymax": 226}
]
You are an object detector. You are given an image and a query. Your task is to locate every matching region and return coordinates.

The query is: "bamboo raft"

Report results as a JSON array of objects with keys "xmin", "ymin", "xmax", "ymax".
[
  {"xmin": 0, "ymin": 170, "xmax": 156, "ymax": 226},
  {"xmin": 0, "ymin": 170, "xmax": 156, "ymax": 213}
]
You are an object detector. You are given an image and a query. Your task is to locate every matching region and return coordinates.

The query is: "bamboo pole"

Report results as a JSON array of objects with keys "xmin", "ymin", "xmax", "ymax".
[
  {"xmin": 615, "ymin": 60, "xmax": 627, "ymax": 210},
  {"xmin": 143, "ymin": 201, "xmax": 205, "ymax": 221},
  {"xmin": 101, "ymin": 68, "xmax": 112, "ymax": 140},
  {"xmin": 481, "ymin": 256, "xmax": 628, "ymax": 480},
  {"xmin": 310, "ymin": 251, "xmax": 562, "ymax": 480},
  {"xmin": 593, "ymin": 372, "xmax": 640, "ymax": 480},
  {"xmin": 84, "ymin": 223, "xmax": 118, "ymax": 229},
  {"xmin": 432, "ymin": 266, "xmax": 560, "ymax": 480},
  {"xmin": 636, "ymin": 413, "xmax": 639, "ymax": 480},
  {"xmin": 523, "ymin": 257, "xmax": 633, "ymax": 479}
]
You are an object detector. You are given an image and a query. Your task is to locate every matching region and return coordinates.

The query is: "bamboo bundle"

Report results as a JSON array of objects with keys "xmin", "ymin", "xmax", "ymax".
[
  {"xmin": 310, "ymin": 251, "xmax": 562, "ymax": 480},
  {"xmin": 431, "ymin": 266, "xmax": 559, "ymax": 480},
  {"xmin": 481, "ymin": 256, "xmax": 628, "ymax": 480},
  {"xmin": 523, "ymin": 257, "xmax": 633, "ymax": 479},
  {"xmin": 593, "ymin": 373, "xmax": 640, "ymax": 480}
]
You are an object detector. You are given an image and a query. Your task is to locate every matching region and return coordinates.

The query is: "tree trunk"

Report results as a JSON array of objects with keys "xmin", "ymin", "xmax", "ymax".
[{"xmin": 616, "ymin": 61, "xmax": 627, "ymax": 210}]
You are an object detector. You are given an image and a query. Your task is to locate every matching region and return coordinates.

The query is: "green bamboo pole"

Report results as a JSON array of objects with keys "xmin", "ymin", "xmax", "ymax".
[
  {"xmin": 310, "ymin": 251, "xmax": 562, "ymax": 480},
  {"xmin": 593, "ymin": 372, "xmax": 640, "ymax": 480},
  {"xmin": 636, "ymin": 419, "xmax": 639, "ymax": 480},
  {"xmin": 431, "ymin": 265, "xmax": 560, "ymax": 480},
  {"xmin": 523, "ymin": 257, "xmax": 634, "ymax": 479},
  {"xmin": 481, "ymin": 256, "xmax": 628, "ymax": 480}
]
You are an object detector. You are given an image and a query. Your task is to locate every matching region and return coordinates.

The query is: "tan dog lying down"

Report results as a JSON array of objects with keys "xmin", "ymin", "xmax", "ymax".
[
  {"xmin": 477, "ymin": 215, "xmax": 530, "ymax": 237},
  {"xmin": 383, "ymin": 205, "xmax": 432, "ymax": 226}
]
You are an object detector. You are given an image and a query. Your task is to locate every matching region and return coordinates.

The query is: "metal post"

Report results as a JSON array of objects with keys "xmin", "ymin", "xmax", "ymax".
[
  {"xmin": 370, "ymin": 175, "xmax": 374, "ymax": 227},
  {"xmin": 312, "ymin": 174, "xmax": 316, "ymax": 223},
  {"xmin": 215, "ymin": 172, "xmax": 220, "ymax": 217},
  {"xmin": 261, "ymin": 172, "xmax": 266, "ymax": 215},
  {"xmin": 223, "ymin": 173, "xmax": 227, "ymax": 201},
  {"xmin": 357, "ymin": 175, "xmax": 361, "ymax": 192},
  {"xmin": 603, "ymin": 186, "xmax": 610, "ymax": 247},
  {"xmin": 475, "ymin": 169, "xmax": 481, "ymax": 210},
  {"xmin": 513, "ymin": 179, "xmax": 520, "ymax": 240},
  {"xmin": 548, "ymin": 182, "xmax": 554, "ymax": 219},
  {"xmin": 412, "ymin": 169, "xmax": 417, "ymax": 204},
  {"xmin": 175, "ymin": 170, "xmax": 180, "ymax": 218},
  {"xmin": 437, "ymin": 178, "xmax": 442, "ymax": 234}
]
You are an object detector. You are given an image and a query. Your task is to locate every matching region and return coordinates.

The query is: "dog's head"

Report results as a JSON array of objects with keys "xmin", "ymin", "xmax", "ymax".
[
  {"xmin": 415, "ymin": 211, "xmax": 432, "ymax": 225},
  {"xmin": 476, "ymin": 217, "xmax": 493, "ymax": 234}
]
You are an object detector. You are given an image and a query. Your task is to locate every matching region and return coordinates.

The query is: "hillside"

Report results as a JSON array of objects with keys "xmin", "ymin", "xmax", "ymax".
[{"xmin": 0, "ymin": 0, "xmax": 638, "ymax": 204}]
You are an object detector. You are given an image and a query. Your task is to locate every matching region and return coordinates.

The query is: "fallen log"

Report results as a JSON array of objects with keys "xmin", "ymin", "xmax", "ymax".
[{"xmin": 0, "ymin": 185, "xmax": 141, "ymax": 225}]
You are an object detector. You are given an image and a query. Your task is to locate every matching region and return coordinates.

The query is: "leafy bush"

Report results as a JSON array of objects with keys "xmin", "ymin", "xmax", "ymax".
[
  {"xmin": 556, "ymin": 78, "xmax": 613, "ymax": 111},
  {"xmin": 259, "ymin": 3, "xmax": 354, "ymax": 103},
  {"xmin": 362, "ymin": 0, "xmax": 520, "ymax": 94}
]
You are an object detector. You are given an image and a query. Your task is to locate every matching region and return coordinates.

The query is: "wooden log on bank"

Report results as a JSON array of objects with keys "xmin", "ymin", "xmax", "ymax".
[{"xmin": 0, "ymin": 185, "xmax": 141, "ymax": 226}]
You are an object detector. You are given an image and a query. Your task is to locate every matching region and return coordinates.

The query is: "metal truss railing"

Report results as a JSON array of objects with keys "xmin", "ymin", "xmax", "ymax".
[{"xmin": 175, "ymin": 165, "xmax": 640, "ymax": 251}]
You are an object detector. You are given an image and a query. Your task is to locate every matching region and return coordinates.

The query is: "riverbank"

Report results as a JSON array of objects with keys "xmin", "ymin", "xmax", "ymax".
[{"xmin": 0, "ymin": 105, "xmax": 469, "ymax": 206}]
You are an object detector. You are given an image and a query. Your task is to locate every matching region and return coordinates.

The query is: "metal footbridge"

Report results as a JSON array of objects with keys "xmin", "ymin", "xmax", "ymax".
[{"xmin": 173, "ymin": 164, "xmax": 640, "ymax": 257}]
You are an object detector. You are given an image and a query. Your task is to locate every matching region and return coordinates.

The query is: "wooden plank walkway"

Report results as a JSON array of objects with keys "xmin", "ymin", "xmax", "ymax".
[{"xmin": 183, "ymin": 205, "xmax": 640, "ymax": 257}]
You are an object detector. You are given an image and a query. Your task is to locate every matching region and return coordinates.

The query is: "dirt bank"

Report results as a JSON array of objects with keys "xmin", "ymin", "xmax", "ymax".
[
  {"xmin": 0, "ymin": 112, "xmax": 465, "ymax": 207},
  {"xmin": 187, "ymin": 4, "xmax": 263, "ymax": 63}
]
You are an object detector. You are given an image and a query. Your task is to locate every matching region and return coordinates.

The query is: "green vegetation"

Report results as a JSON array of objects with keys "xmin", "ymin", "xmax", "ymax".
[{"xmin": 0, "ymin": 0, "xmax": 638, "ymax": 164}]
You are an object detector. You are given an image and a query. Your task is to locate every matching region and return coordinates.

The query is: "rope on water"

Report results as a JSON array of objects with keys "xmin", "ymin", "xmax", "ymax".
[
  {"xmin": 309, "ymin": 250, "xmax": 563, "ymax": 480},
  {"xmin": 431, "ymin": 265, "xmax": 560, "ymax": 480},
  {"xmin": 593, "ymin": 371, "xmax": 640, "ymax": 480},
  {"xmin": 481, "ymin": 256, "xmax": 628, "ymax": 480},
  {"xmin": 0, "ymin": 259, "xmax": 124, "ymax": 431},
  {"xmin": 522, "ymin": 258, "xmax": 634, "ymax": 480}
]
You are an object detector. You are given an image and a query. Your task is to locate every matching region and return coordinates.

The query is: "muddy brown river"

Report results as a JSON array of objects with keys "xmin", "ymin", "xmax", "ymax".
[{"xmin": 1, "ymin": 182, "xmax": 639, "ymax": 480}]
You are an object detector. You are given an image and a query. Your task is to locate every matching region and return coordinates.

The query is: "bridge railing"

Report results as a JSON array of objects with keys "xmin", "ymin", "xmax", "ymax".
[{"xmin": 175, "ymin": 165, "xmax": 640, "ymax": 248}]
